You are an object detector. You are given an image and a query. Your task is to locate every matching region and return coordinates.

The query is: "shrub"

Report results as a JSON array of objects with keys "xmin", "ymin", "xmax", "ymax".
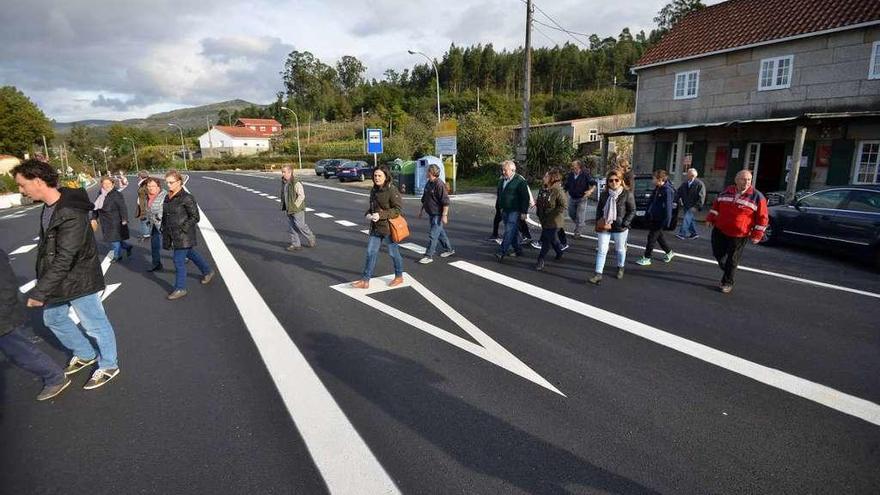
[{"xmin": 525, "ymin": 129, "xmax": 575, "ymax": 181}]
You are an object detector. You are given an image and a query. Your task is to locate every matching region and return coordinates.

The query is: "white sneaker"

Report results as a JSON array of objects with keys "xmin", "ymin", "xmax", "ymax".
[
  {"xmin": 418, "ymin": 257, "xmax": 434, "ymax": 264},
  {"xmin": 439, "ymin": 250, "xmax": 455, "ymax": 258}
]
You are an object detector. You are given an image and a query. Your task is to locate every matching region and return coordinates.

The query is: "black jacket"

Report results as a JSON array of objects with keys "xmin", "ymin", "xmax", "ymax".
[
  {"xmin": 95, "ymin": 189, "xmax": 130, "ymax": 242},
  {"xmin": 1, "ymin": 249, "xmax": 27, "ymax": 336},
  {"xmin": 676, "ymin": 178, "xmax": 706, "ymax": 210},
  {"xmin": 32, "ymin": 188, "xmax": 105, "ymax": 304},
  {"xmin": 420, "ymin": 178, "xmax": 449, "ymax": 216},
  {"xmin": 563, "ymin": 171, "xmax": 596, "ymax": 199},
  {"xmin": 595, "ymin": 188, "xmax": 636, "ymax": 233},
  {"xmin": 162, "ymin": 190, "xmax": 200, "ymax": 250}
]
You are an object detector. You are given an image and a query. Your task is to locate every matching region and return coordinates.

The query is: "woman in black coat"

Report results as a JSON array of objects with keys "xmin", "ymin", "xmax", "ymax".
[
  {"xmin": 161, "ymin": 170, "xmax": 214, "ymax": 300},
  {"xmin": 589, "ymin": 169, "xmax": 636, "ymax": 284},
  {"xmin": 92, "ymin": 176, "xmax": 132, "ymax": 261}
]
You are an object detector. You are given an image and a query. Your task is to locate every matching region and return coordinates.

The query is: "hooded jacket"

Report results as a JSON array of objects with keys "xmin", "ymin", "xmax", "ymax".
[{"xmin": 31, "ymin": 188, "xmax": 105, "ymax": 304}]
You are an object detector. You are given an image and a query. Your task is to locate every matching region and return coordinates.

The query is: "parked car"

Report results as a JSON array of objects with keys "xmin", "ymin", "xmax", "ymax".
[
  {"xmin": 314, "ymin": 159, "xmax": 330, "ymax": 176},
  {"xmin": 630, "ymin": 173, "xmax": 680, "ymax": 230},
  {"xmin": 322, "ymin": 159, "xmax": 346, "ymax": 178},
  {"xmin": 336, "ymin": 161, "xmax": 372, "ymax": 182},
  {"xmin": 762, "ymin": 185, "xmax": 880, "ymax": 269}
]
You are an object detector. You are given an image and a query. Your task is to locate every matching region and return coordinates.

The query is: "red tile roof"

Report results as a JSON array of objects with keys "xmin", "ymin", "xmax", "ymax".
[
  {"xmin": 213, "ymin": 126, "xmax": 269, "ymax": 139},
  {"xmin": 235, "ymin": 118, "xmax": 282, "ymax": 127},
  {"xmin": 634, "ymin": 0, "xmax": 880, "ymax": 69}
]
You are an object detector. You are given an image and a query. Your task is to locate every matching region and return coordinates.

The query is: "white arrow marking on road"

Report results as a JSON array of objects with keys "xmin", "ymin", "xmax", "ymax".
[
  {"xmin": 450, "ymin": 260, "xmax": 880, "ymax": 427},
  {"xmin": 335, "ymin": 220, "xmax": 357, "ymax": 227},
  {"xmin": 10, "ymin": 243, "xmax": 38, "ymax": 255},
  {"xmin": 398, "ymin": 242, "xmax": 427, "ymax": 255},
  {"xmin": 330, "ymin": 273, "xmax": 564, "ymax": 396}
]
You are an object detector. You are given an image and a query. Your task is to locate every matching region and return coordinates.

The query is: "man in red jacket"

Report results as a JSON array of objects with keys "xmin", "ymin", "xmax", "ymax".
[{"xmin": 705, "ymin": 170, "xmax": 769, "ymax": 294}]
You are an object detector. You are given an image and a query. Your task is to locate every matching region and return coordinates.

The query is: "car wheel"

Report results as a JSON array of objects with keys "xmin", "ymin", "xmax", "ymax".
[
  {"xmin": 323, "ymin": 173, "xmax": 329, "ymax": 179},
  {"xmin": 358, "ymin": 172, "xmax": 365, "ymax": 181},
  {"xmin": 760, "ymin": 220, "xmax": 779, "ymax": 246}
]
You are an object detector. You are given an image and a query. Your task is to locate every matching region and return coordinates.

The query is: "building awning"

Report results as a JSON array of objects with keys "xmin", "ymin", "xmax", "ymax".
[{"xmin": 604, "ymin": 111, "xmax": 880, "ymax": 137}]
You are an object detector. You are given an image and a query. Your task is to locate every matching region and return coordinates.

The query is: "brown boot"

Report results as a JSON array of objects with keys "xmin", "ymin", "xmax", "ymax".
[
  {"xmin": 388, "ymin": 276, "xmax": 404, "ymax": 287},
  {"xmin": 351, "ymin": 280, "xmax": 370, "ymax": 289}
]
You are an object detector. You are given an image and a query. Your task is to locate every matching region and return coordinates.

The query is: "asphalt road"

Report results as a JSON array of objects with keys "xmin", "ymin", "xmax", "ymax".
[{"xmin": 1, "ymin": 171, "xmax": 878, "ymax": 494}]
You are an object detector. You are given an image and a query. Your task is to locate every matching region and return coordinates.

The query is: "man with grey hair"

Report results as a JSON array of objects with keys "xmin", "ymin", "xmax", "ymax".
[
  {"xmin": 418, "ymin": 164, "xmax": 454, "ymax": 264},
  {"xmin": 495, "ymin": 160, "xmax": 530, "ymax": 261},
  {"xmin": 281, "ymin": 165, "xmax": 316, "ymax": 251},
  {"xmin": 675, "ymin": 167, "xmax": 706, "ymax": 239}
]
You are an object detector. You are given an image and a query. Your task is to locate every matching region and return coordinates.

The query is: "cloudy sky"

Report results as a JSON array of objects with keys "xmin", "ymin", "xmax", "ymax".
[{"xmin": 0, "ymin": 0, "xmax": 721, "ymax": 123}]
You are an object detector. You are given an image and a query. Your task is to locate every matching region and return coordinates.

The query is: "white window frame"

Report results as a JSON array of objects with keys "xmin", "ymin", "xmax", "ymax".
[
  {"xmin": 588, "ymin": 129, "xmax": 599, "ymax": 142},
  {"xmin": 869, "ymin": 41, "xmax": 880, "ymax": 80},
  {"xmin": 674, "ymin": 70, "xmax": 699, "ymax": 99},
  {"xmin": 852, "ymin": 140, "xmax": 880, "ymax": 185},
  {"xmin": 758, "ymin": 55, "xmax": 794, "ymax": 91},
  {"xmin": 669, "ymin": 141, "xmax": 694, "ymax": 176}
]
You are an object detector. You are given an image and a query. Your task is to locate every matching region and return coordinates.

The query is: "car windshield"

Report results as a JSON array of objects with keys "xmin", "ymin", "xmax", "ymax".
[
  {"xmin": 341, "ymin": 162, "xmax": 357, "ymax": 169},
  {"xmin": 634, "ymin": 177, "xmax": 653, "ymax": 195}
]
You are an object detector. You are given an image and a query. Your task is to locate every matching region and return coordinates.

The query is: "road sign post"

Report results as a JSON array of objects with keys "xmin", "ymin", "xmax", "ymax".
[
  {"xmin": 367, "ymin": 128, "xmax": 383, "ymax": 169},
  {"xmin": 435, "ymin": 120, "xmax": 457, "ymax": 193}
]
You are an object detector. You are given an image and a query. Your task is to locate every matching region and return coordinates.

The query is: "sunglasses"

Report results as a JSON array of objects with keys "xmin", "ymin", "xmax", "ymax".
[{"xmin": 607, "ymin": 178, "xmax": 621, "ymax": 182}]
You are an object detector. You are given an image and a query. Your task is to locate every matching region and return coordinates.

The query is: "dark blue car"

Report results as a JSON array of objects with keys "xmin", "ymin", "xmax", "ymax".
[
  {"xmin": 336, "ymin": 161, "xmax": 372, "ymax": 182},
  {"xmin": 763, "ymin": 185, "xmax": 880, "ymax": 269}
]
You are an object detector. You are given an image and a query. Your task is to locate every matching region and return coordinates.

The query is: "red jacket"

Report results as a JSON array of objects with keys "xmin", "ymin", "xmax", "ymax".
[{"xmin": 706, "ymin": 185, "xmax": 769, "ymax": 241}]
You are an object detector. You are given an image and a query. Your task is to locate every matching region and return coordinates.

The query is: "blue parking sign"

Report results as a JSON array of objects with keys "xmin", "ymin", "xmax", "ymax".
[{"xmin": 367, "ymin": 129, "xmax": 383, "ymax": 154}]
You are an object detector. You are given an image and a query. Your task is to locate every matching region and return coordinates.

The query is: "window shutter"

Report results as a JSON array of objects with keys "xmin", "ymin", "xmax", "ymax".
[{"xmin": 827, "ymin": 139, "xmax": 855, "ymax": 186}]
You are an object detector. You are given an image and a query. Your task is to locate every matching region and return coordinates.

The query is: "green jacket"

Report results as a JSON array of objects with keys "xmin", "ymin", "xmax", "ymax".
[
  {"xmin": 495, "ymin": 174, "xmax": 530, "ymax": 214},
  {"xmin": 281, "ymin": 176, "xmax": 305, "ymax": 214},
  {"xmin": 367, "ymin": 184, "xmax": 402, "ymax": 237},
  {"xmin": 536, "ymin": 184, "xmax": 567, "ymax": 229}
]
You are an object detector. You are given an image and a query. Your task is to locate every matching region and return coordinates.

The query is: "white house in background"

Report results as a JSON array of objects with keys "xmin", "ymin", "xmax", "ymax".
[
  {"xmin": 0, "ymin": 154, "xmax": 21, "ymax": 175},
  {"xmin": 198, "ymin": 126, "xmax": 271, "ymax": 157}
]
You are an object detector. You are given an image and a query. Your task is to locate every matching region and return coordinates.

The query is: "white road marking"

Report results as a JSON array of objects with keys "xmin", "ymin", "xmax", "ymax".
[
  {"xmin": 360, "ymin": 229, "xmax": 370, "ymax": 235},
  {"xmin": 1, "ymin": 213, "xmax": 26, "ymax": 219},
  {"xmin": 335, "ymin": 220, "xmax": 358, "ymax": 227},
  {"xmin": 69, "ymin": 283, "xmax": 121, "ymax": 325},
  {"xmin": 33, "ymin": 236, "xmax": 39, "ymax": 241},
  {"xmin": 9, "ymin": 244, "xmax": 37, "ymax": 255},
  {"xmin": 259, "ymin": 193, "xmax": 269, "ymax": 196},
  {"xmin": 315, "ymin": 212, "xmax": 334, "ymax": 218},
  {"xmin": 19, "ymin": 279, "xmax": 36, "ymax": 293},
  {"xmin": 450, "ymin": 260, "xmax": 880, "ymax": 427},
  {"xmin": 267, "ymin": 195, "xmax": 278, "ymax": 199},
  {"xmin": 305, "ymin": 207, "xmax": 315, "ymax": 212},
  {"xmin": 398, "ymin": 243, "xmax": 427, "ymax": 255},
  {"xmin": 526, "ymin": 217, "xmax": 880, "ymax": 300},
  {"xmin": 331, "ymin": 273, "xmax": 563, "ymax": 395},
  {"xmin": 194, "ymin": 206, "xmax": 399, "ymax": 494},
  {"xmin": 302, "ymin": 181, "xmax": 370, "ymax": 197}
]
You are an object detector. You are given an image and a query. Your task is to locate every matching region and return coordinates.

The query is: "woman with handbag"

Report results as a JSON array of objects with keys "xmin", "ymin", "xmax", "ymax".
[
  {"xmin": 534, "ymin": 168, "xmax": 567, "ymax": 271},
  {"xmin": 352, "ymin": 164, "xmax": 405, "ymax": 289},
  {"xmin": 92, "ymin": 176, "xmax": 133, "ymax": 262},
  {"xmin": 161, "ymin": 170, "xmax": 215, "ymax": 300},
  {"xmin": 589, "ymin": 170, "xmax": 636, "ymax": 285}
]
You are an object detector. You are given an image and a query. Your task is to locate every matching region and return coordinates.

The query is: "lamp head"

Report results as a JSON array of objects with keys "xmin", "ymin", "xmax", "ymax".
[{"xmin": 407, "ymin": 50, "xmax": 416, "ymax": 55}]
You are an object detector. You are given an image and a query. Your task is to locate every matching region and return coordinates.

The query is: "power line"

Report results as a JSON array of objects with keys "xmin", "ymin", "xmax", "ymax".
[
  {"xmin": 532, "ymin": 24, "xmax": 561, "ymax": 46},
  {"xmin": 532, "ymin": 18, "xmax": 592, "ymax": 40},
  {"xmin": 521, "ymin": 0, "xmax": 591, "ymax": 49}
]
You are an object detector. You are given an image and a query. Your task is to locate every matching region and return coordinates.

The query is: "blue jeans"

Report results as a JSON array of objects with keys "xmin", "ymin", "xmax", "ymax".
[
  {"xmin": 425, "ymin": 215, "xmax": 452, "ymax": 257},
  {"xmin": 498, "ymin": 210, "xmax": 523, "ymax": 256},
  {"xmin": 173, "ymin": 248, "xmax": 212, "ymax": 290},
  {"xmin": 0, "ymin": 325, "xmax": 66, "ymax": 386},
  {"xmin": 678, "ymin": 207, "xmax": 699, "ymax": 237},
  {"xmin": 111, "ymin": 240, "xmax": 132, "ymax": 259},
  {"xmin": 538, "ymin": 227, "xmax": 563, "ymax": 260},
  {"xmin": 150, "ymin": 225, "xmax": 162, "ymax": 267},
  {"xmin": 43, "ymin": 291, "xmax": 119, "ymax": 370},
  {"xmin": 140, "ymin": 218, "xmax": 151, "ymax": 238},
  {"xmin": 595, "ymin": 230, "xmax": 629, "ymax": 274},
  {"xmin": 568, "ymin": 197, "xmax": 588, "ymax": 232},
  {"xmin": 361, "ymin": 234, "xmax": 403, "ymax": 280}
]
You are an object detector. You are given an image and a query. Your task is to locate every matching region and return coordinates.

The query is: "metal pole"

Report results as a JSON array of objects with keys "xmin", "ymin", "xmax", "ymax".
[
  {"xmin": 281, "ymin": 107, "xmax": 302, "ymax": 169},
  {"xmin": 42, "ymin": 135, "xmax": 49, "ymax": 162},
  {"xmin": 785, "ymin": 125, "xmax": 807, "ymax": 203},
  {"xmin": 124, "ymin": 137, "xmax": 138, "ymax": 169},
  {"xmin": 361, "ymin": 107, "xmax": 366, "ymax": 154},
  {"xmin": 169, "ymin": 124, "xmax": 187, "ymax": 170},
  {"xmin": 408, "ymin": 51, "xmax": 441, "ymax": 124}
]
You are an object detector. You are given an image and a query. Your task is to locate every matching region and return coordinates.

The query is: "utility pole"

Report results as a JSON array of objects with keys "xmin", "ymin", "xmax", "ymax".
[
  {"xmin": 42, "ymin": 135, "xmax": 50, "ymax": 163},
  {"xmin": 205, "ymin": 117, "xmax": 214, "ymax": 158},
  {"xmin": 516, "ymin": 0, "xmax": 533, "ymax": 170},
  {"xmin": 477, "ymin": 87, "xmax": 481, "ymax": 114},
  {"xmin": 307, "ymin": 113, "xmax": 311, "ymax": 144},
  {"xmin": 361, "ymin": 107, "xmax": 366, "ymax": 154}
]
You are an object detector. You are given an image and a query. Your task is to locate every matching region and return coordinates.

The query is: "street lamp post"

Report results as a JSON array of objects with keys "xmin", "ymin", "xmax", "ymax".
[
  {"xmin": 84, "ymin": 156, "xmax": 98, "ymax": 179},
  {"xmin": 167, "ymin": 123, "xmax": 188, "ymax": 171},
  {"xmin": 408, "ymin": 50, "xmax": 441, "ymax": 124},
  {"xmin": 123, "ymin": 137, "xmax": 138, "ymax": 170},
  {"xmin": 280, "ymin": 107, "xmax": 302, "ymax": 169},
  {"xmin": 94, "ymin": 147, "xmax": 109, "ymax": 175}
]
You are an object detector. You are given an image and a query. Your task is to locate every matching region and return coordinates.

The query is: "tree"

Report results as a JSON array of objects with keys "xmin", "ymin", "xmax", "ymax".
[
  {"xmin": 525, "ymin": 129, "xmax": 575, "ymax": 180},
  {"xmin": 0, "ymin": 86, "xmax": 54, "ymax": 157},
  {"xmin": 654, "ymin": 0, "xmax": 705, "ymax": 32},
  {"xmin": 336, "ymin": 55, "xmax": 366, "ymax": 93},
  {"xmin": 456, "ymin": 112, "xmax": 510, "ymax": 172},
  {"xmin": 67, "ymin": 123, "xmax": 96, "ymax": 159}
]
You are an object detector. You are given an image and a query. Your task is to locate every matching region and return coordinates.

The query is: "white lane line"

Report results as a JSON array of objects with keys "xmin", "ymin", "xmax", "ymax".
[
  {"xmin": 315, "ymin": 212, "xmax": 334, "ymax": 219},
  {"xmin": 302, "ymin": 181, "xmax": 421, "ymax": 201},
  {"xmin": 526, "ymin": 217, "xmax": 880, "ymax": 300},
  {"xmin": 335, "ymin": 220, "xmax": 358, "ymax": 227},
  {"xmin": 19, "ymin": 279, "xmax": 36, "ymax": 293},
  {"xmin": 267, "ymin": 195, "xmax": 278, "ymax": 200},
  {"xmin": 450, "ymin": 260, "xmax": 880, "ymax": 427},
  {"xmin": 259, "ymin": 193, "xmax": 269, "ymax": 197},
  {"xmin": 19, "ymin": 252, "xmax": 113, "ymax": 294},
  {"xmin": 9, "ymin": 244, "xmax": 37, "ymax": 255},
  {"xmin": 33, "ymin": 236, "xmax": 39, "ymax": 241},
  {"xmin": 195, "ymin": 206, "xmax": 400, "ymax": 494},
  {"xmin": 305, "ymin": 207, "xmax": 315, "ymax": 212},
  {"xmin": 399, "ymin": 243, "xmax": 427, "ymax": 255},
  {"xmin": 360, "ymin": 229, "xmax": 370, "ymax": 235},
  {"xmin": 1, "ymin": 213, "xmax": 26, "ymax": 219}
]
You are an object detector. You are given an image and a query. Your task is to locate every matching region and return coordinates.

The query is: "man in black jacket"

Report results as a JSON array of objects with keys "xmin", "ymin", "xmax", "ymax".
[
  {"xmin": 13, "ymin": 160, "xmax": 121, "ymax": 390},
  {"xmin": 675, "ymin": 167, "xmax": 706, "ymax": 239},
  {"xmin": 0, "ymin": 249, "xmax": 70, "ymax": 400}
]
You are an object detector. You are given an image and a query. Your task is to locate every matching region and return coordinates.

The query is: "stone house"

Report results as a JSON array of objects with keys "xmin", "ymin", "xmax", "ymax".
[
  {"xmin": 513, "ymin": 113, "xmax": 635, "ymax": 157},
  {"xmin": 609, "ymin": 0, "xmax": 880, "ymax": 194}
]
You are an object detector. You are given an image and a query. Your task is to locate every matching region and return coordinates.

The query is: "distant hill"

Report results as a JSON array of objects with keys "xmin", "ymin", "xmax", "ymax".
[{"xmin": 54, "ymin": 99, "xmax": 262, "ymax": 133}]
